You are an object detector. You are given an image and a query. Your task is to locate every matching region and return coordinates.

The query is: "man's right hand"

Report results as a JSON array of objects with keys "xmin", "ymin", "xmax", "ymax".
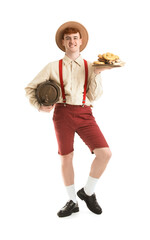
[{"xmin": 39, "ymin": 104, "xmax": 55, "ymax": 113}]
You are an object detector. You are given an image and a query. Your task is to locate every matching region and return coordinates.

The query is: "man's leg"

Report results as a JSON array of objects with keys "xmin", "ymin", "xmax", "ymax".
[
  {"xmin": 77, "ymin": 147, "xmax": 111, "ymax": 214},
  {"xmin": 57, "ymin": 151, "xmax": 79, "ymax": 217},
  {"xmin": 60, "ymin": 151, "xmax": 74, "ymax": 186},
  {"xmin": 60, "ymin": 151, "xmax": 77, "ymax": 202},
  {"xmin": 84, "ymin": 147, "xmax": 111, "ymax": 195},
  {"xmin": 90, "ymin": 147, "xmax": 112, "ymax": 178},
  {"xmin": 53, "ymin": 104, "xmax": 79, "ymax": 217}
]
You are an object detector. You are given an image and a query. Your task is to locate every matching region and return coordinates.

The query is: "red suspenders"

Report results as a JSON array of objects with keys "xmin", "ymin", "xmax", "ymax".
[
  {"xmin": 59, "ymin": 59, "xmax": 88, "ymax": 106},
  {"xmin": 83, "ymin": 59, "xmax": 88, "ymax": 106},
  {"xmin": 59, "ymin": 59, "xmax": 66, "ymax": 104}
]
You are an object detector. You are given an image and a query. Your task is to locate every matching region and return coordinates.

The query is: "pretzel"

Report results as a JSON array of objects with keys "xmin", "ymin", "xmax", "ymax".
[
  {"xmin": 102, "ymin": 52, "xmax": 116, "ymax": 61},
  {"xmin": 114, "ymin": 55, "xmax": 119, "ymax": 60},
  {"xmin": 98, "ymin": 54, "xmax": 104, "ymax": 59}
]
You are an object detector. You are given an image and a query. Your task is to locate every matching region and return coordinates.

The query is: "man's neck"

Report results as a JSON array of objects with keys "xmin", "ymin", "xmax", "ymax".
[{"xmin": 65, "ymin": 51, "xmax": 80, "ymax": 61}]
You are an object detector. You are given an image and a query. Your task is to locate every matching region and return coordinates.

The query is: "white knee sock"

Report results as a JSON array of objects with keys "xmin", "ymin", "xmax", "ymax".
[
  {"xmin": 66, "ymin": 184, "xmax": 77, "ymax": 203},
  {"xmin": 84, "ymin": 176, "xmax": 99, "ymax": 196}
]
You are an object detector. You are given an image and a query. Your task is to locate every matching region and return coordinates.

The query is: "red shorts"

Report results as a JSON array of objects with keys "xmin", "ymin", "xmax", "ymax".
[{"xmin": 53, "ymin": 103, "xmax": 109, "ymax": 155}]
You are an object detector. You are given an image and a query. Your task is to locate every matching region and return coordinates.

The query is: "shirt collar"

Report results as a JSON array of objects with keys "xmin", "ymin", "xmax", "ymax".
[{"xmin": 63, "ymin": 54, "xmax": 83, "ymax": 67}]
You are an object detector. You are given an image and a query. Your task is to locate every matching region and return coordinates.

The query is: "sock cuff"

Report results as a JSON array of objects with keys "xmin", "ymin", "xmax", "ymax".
[
  {"xmin": 66, "ymin": 184, "xmax": 77, "ymax": 203},
  {"xmin": 88, "ymin": 176, "xmax": 99, "ymax": 183},
  {"xmin": 66, "ymin": 184, "xmax": 75, "ymax": 190},
  {"xmin": 84, "ymin": 176, "xmax": 99, "ymax": 196}
]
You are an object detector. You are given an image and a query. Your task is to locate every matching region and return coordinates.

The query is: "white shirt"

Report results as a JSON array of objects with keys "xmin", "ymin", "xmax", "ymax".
[{"xmin": 25, "ymin": 55, "xmax": 103, "ymax": 110}]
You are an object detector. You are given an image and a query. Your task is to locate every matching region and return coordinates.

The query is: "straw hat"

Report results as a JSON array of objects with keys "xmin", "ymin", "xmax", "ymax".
[{"xmin": 55, "ymin": 21, "xmax": 89, "ymax": 52}]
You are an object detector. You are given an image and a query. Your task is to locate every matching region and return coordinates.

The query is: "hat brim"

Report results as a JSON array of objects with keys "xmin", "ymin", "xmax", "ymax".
[{"xmin": 55, "ymin": 21, "xmax": 89, "ymax": 52}]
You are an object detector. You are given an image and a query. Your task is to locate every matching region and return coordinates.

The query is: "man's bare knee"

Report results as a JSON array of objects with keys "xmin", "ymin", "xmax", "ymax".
[
  {"xmin": 93, "ymin": 147, "xmax": 112, "ymax": 162},
  {"xmin": 60, "ymin": 151, "xmax": 74, "ymax": 165}
]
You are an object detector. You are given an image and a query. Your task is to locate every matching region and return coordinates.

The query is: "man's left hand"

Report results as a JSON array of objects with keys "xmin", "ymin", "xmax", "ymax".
[{"xmin": 94, "ymin": 66, "xmax": 112, "ymax": 74}]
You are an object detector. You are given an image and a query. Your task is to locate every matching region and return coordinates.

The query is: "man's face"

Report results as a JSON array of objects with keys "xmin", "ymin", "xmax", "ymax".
[{"xmin": 62, "ymin": 32, "xmax": 82, "ymax": 53}]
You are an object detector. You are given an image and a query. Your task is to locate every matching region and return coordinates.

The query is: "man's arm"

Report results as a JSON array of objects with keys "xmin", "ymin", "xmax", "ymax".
[
  {"xmin": 25, "ymin": 63, "xmax": 51, "ymax": 110},
  {"xmin": 86, "ymin": 63, "xmax": 112, "ymax": 102}
]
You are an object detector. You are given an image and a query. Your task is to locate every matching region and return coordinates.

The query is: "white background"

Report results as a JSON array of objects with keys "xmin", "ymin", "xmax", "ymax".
[{"xmin": 0, "ymin": 0, "xmax": 150, "ymax": 239}]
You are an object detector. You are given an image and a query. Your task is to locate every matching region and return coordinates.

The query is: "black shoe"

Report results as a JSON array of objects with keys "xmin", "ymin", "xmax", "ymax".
[
  {"xmin": 77, "ymin": 188, "xmax": 102, "ymax": 214},
  {"xmin": 57, "ymin": 200, "xmax": 79, "ymax": 217}
]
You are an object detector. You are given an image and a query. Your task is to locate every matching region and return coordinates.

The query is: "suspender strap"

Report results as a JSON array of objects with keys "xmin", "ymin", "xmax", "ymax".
[
  {"xmin": 59, "ymin": 59, "xmax": 88, "ymax": 106},
  {"xmin": 59, "ymin": 59, "xmax": 66, "ymax": 104},
  {"xmin": 82, "ymin": 59, "xmax": 88, "ymax": 106}
]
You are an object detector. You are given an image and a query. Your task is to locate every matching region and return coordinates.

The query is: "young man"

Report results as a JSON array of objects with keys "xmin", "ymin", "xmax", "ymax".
[{"xmin": 25, "ymin": 21, "xmax": 112, "ymax": 217}]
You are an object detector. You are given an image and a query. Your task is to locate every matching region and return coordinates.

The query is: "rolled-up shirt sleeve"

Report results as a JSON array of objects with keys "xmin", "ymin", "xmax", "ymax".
[
  {"xmin": 86, "ymin": 65, "xmax": 103, "ymax": 102},
  {"xmin": 25, "ymin": 63, "xmax": 51, "ymax": 110}
]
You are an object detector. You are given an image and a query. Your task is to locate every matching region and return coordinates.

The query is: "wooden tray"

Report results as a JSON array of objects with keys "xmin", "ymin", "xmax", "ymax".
[{"xmin": 92, "ymin": 62, "xmax": 125, "ymax": 68}]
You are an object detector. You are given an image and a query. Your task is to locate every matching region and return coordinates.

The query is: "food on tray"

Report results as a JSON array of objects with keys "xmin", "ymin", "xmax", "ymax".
[
  {"xmin": 93, "ymin": 61, "xmax": 105, "ymax": 65},
  {"xmin": 93, "ymin": 52, "xmax": 122, "ymax": 66}
]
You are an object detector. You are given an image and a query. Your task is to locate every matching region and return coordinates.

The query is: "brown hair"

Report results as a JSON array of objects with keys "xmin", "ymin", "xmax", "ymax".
[{"xmin": 62, "ymin": 27, "xmax": 82, "ymax": 39}]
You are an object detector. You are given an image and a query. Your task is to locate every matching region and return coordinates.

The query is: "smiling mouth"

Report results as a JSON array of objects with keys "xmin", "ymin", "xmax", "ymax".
[{"xmin": 69, "ymin": 44, "xmax": 77, "ymax": 48}]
